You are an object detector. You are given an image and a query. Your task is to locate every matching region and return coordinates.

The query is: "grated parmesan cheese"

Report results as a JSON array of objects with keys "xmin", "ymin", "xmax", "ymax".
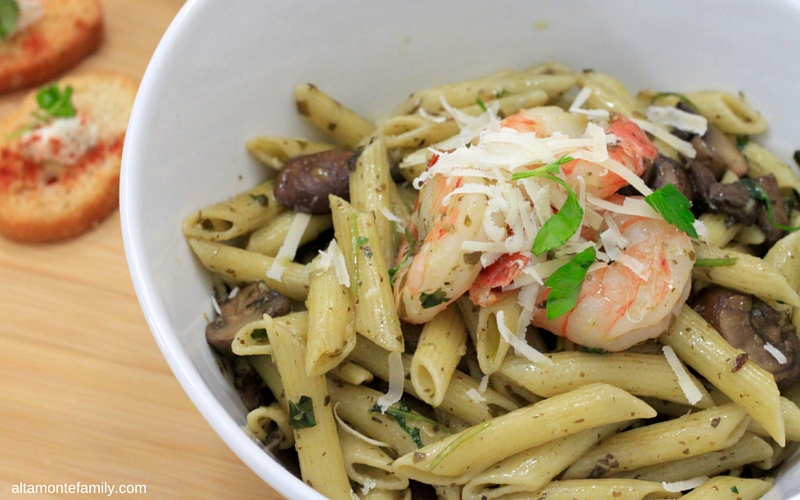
[
  {"xmin": 662, "ymin": 345, "xmax": 703, "ymax": 405},
  {"xmin": 466, "ymin": 388, "xmax": 486, "ymax": 403},
  {"xmin": 211, "ymin": 296, "xmax": 222, "ymax": 315},
  {"xmin": 376, "ymin": 351, "xmax": 404, "ymax": 412},
  {"xmin": 764, "ymin": 343, "xmax": 788, "ymax": 365},
  {"xmin": 631, "ymin": 117, "xmax": 697, "ymax": 159},
  {"xmin": 661, "ymin": 476, "xmax": 709, "ymax": 492},
  {"xmin": 266, "ymin": 212, "xmax": 312, "ymax": 281},
  {"xmin": 496, "ymin": 311, "xmax": 552, "ymax": 365},
  {"xmin": 646, "ymin": 105, "xmax": 708, "ymax": 136},
  {"xmin": 333, "ymin": 402, "xmax": 392, "ymax": 448}
]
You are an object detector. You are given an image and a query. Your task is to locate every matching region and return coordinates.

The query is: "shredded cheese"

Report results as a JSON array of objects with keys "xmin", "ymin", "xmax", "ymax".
[
  {"xmin": 266, "ymin": 212, "xmax": 312, "ymax": 281},
  {"xmin": 764, "ymin": 343, "xmax": 788, "ymax": 365},
  {"xmin": 466, "ymin": 388, "xmax": 486, "ymax": 403},
  {"xmin": 211, "ymin": 296, "xmax": 222, "ymax": 316},
  {"xmin": 661, "ymin": 476, "xmax": 709, "ymax": 492},
  {"xmin": 631, "ymin": 117, "xmax": 697, "ymax": 159},
  {"xmin": 662, "ymin": 345, "xmax": 703, "ymax": 405},
  {"xmin": 646, "ymin": 105, "xmax": 708, "ymax": 136},
  {"xmin": 496, "ymin": 311, "xmax": 552, "ymax": 365},
  {"xmin": 333, "ymin": 402, "xmax": 392, "ymax": 448},
  {"xmin": 376, "ymin": 351, "xmax": 404, "ymax": 412}
]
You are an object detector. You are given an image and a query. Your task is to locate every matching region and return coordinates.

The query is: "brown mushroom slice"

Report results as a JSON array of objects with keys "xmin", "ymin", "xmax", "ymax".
[
  {"xmin": 205, "ymin": 281, "xmax": 292, "ymax": 356},
  {"xmin": 650, "ymin": 154, "xmax": 694, "ymax": 200},
  {"xmin": 690, "ymin": 125, "xmax": 749, "ymax": 179},
  {"xmin": 691, "ymin": 285, "xmax": 800, "ymax": 389},
  {"xmin": 274, "ymin": 149, "xmax": 357, "ymax": 215}
]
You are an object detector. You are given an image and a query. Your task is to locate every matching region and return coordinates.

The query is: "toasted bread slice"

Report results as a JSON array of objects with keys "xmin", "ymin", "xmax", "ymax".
[
  {"xmin": 0, "ymin": 71, "xmax": 136, "ymax": 243},
  {"xmin": 0, "ymin": 0, "xmax": 103, "ymax": 95}
]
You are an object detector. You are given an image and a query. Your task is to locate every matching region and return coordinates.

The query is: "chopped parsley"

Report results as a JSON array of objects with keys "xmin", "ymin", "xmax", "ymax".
[
  {"xmin": 10, "ymin": 83, "xmax": 79, "ymax": 138},
  {"xmin": 736, "ymin": 135, "xmax": 750, "ymax": 151},
  {"xmin": 741, "ymin": 178, "xmax": 799, "ymax": 232},
  {"xmin": 288, "ymin": 395, "xmax": 316, "ymax": 430},
  {"xmin": 544, "ymin": 246, "xmax": 596, "ymax": 320},
  {"xmin": 511, "ymin": 157, "xmax": 583, "ymax": 255},
  {"xmin": 356, "ymin": 236, "xmax": 372, "ymax": 258},
  {"xmin": 249, "ymin": 328, "xmax": 268, "ymax": 340},
  {"xmin": 420, "ymin": 288, "xmax": 448, "ymax": 309},
  {"xmin": 0, "ymin": 0, "xmax": 19, "ymax": 40},
  {"xmin": 388, "ymin": 226, "xmax": 415, "ymax": 285},
  {"xmin": 645, "ymin": 184, "xmax": 698, "ymax": 238},
  {"xmin": 731, "ymin": 486, "xmax": 739, "ymax": 494},
  {"xmin": 476, "ymin": 97, "xmax": 488, "ymax": 112},
  {"xmin": 694, "ymin": 257, "xmax": 738, "ymax": 268},
  {"xmin": 371, "ymin": 400, "xmax": 445, "ymax": 449}
]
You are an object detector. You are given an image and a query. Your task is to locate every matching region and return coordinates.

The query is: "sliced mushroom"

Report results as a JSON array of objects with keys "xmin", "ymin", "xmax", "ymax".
[
  {"xmin": 274, "ymin": 149, "xmax": 358, "ymax": 214},
  {"xmin": 686, "ymin": 159, "xmax": 758, "ymax": 224},
  {"xmin": 752, "ymin": 174, "xmax": 790, "ymax": 248},
  {"xmin": 205, "ymin": 281, "xmax": 292, "ymax": 356},
  {"xmin": 691, "ymin": 285, "xmax": 800, "ymax": 389},
  {"xmin": 690, "ymin": 126, "xmax": 748, "ymax": 179},
  {"xmin": 650, "ymin": 154, "xmax": 694, "ymax": 200}
]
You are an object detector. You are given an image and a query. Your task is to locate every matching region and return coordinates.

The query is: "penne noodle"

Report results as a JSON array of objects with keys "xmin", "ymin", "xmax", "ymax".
[
  {"xmin": 245, "ymin": 136, "xmax": 335, "ymax": 170},
  {"xmin": 661, "ymin": 306, "xmax": 785, "ymax": 446},
  {"xmin": 294, "ymin": 83, "xmax": 375, "ymax": 148},
  {"xmin": 678, "ymin": 476, "xmax": 772, "ymax": 500},
  {"xmin": 496, "ymin": 479, "xmax": 681, "ymax": 500},
  {"xmin": 686, "ymin": 90, "xmax": 768, "ymax": 135},
  {"xmin": 391, "ymin": 384, "xmax": 656, "ymax": 485},
  {"xmin": 338, "ymin": 425, "xmax": 409, "ymax": 491},
  {"xmin": 410, "ymin": 304, "xmax": 468, "ymax": 407},
  {"xmin": 246, "ymin": 403, "xmax": 294, "ymax": 450},
  {"xmin": 182, "ymin": 180, "xmax": 284, "ymax": 241},
  {"xmin": 187, "ymin": 238, "xmax": 309, "ymax": 301}
]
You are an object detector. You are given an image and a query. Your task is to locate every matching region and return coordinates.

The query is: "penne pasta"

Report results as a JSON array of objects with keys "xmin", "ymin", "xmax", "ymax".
[
  {"xmin": 245, "ymin": 136, "xmax": 335, "ymax": 170},
  {"xmin": 686, "ymin": 90, "xmax": 768, "ymax": 135},
  {"xmin": 294, "ymin": 83, "xmax": 375, "ymax": 148}
]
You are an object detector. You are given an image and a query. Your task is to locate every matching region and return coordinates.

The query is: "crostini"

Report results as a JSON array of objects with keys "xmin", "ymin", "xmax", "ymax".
[{"xmin": 0, "ymin": 71, "xmax": 136, "ymax": 243}]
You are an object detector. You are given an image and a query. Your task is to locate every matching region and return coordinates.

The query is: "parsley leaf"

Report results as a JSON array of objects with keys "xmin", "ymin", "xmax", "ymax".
[
  {"xmin": 371, "ymin": 400, "xmax": 446, "ymax": 449},
  {"xmin": 388, "ymin": 226, "xmax": 415, "ymax": 285},
  {"xmin": 694, "ymin": 257, "xmax": 738, "ymax": 268},
  {"xmin": 288, "ymin": 395, "xmax": 316, "ymax": 430},
  {"xmin": 736, "ymin": 135, "xmax": 750, "ymax": 151},
  {"xmin": 476, "ymin": 97, "xmax": 488, "ymax": 112},
  {"xmin": 511, "ymin": 156, "xmax": 574, "ymax": 181},
  {"xmin": 544, "ymin": 246, "xmax": 596, "ymax": 320},
  {"xmin": 532, "ymin": 189, "xmax": 583, "ymax": 256},
  {"xmin": 0, "ymin": 0, "xmax": 19, "ymax": 40},
  {"xmin": 645, "ymin": 184, "xmax": 698, "ymax": 238},
  {"xmin": 356, "ymin": 236, "xmax": 369, "ymax": 246},
  {"xmin": 35, "ymin": 85, "xmax": 77, "ymax": 120},
  {"xmin": 420, "ymin": 288, "xmax": 448, "ymax": 309},
  {"xmin": 741, "ymin": 178, "xmax": 799, "ymax": 233},
  {"xmin": 731, "ymin": 486, "xmax": 739, "ymax": 494}
]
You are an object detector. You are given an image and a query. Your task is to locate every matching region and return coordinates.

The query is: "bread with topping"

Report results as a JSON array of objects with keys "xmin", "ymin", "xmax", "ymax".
[
  {"xmin": 0, "ymin": 0, "xmax": 103, "ymax": 95},
  {"xmin": 0, "ymin": 71, "xmax": 136, "ymax": 243}
]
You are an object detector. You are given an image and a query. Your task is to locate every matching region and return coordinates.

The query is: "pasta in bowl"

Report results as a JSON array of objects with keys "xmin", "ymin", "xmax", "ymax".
[
  {"xmin": 120, "ymin": 1, "xmax": 800, "ymax": 499},
  {"xmin": 180, "ymin": 63, "xmax": 800, "ymax": 499}
]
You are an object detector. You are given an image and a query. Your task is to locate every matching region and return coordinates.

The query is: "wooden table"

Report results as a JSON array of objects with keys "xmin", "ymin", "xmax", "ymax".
[{"xmin": 0, "ymin": 1, "xmax": 283, "ymax": 498}]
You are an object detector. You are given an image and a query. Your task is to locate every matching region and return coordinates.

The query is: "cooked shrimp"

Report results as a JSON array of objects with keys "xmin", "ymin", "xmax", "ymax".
[
  {"xmin": 502, "ymin": 108, "xmax": 657, "ymax": 198},
  {"xmin": 394, "ymin": 173, "xmax": 489, "ymax": 324},
  {"xmin": 530, "ymin": 200, "xmax": 695, "ymax": 351}
]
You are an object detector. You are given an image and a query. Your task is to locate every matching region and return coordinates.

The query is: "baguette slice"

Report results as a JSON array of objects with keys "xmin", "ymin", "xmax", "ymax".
[
  {"xmin": 0, "ymin": 71, "xmax": 137, "ymax": 243},
  {"xmin": 0, "ymin": 0, "xmax": 103, "ymax": 95}
]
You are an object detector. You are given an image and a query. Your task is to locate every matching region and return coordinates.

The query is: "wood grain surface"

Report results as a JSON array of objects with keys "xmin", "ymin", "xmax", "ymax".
[{"xmin": 0, "ymin": 1, "xmax": 284, "ymax": 498}]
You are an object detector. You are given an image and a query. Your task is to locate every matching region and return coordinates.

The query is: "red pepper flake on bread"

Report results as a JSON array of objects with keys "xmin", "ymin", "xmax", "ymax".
[
  {"xmin": 0, "ymin": 71, "xmax": 136, "ymax": 243},
  {"xmin": 0, "ymin": 0, "xmax": 103, "ymax": 95}
]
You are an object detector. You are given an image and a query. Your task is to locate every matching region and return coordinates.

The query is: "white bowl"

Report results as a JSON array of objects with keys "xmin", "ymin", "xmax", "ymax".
[{"xmin": 121, "ymin": 1, "xmax": 800, "ymax": 498}]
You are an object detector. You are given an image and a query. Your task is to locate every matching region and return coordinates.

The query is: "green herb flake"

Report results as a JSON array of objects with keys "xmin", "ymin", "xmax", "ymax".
[
  {"xmin": 694, "ymin": 257, "xmax": 738, "ymax": 268},
  {"xmin": 371, "ymin": 400, "xmax": 445, "ymax": 449},
  {"xmin": 388, "ymin": 226, "xmax": 415, "ymax": 285},
  {"xmin": 476, "ymin": 97, "xmax": 488, "ymax": 112},
  {"xmin": 794, "ymin": 150, "xmax": 800, "ymax": 167},
  {"xmin": 645, "ymin": 184, "xmax": 698, "ymax": 238},
  {"xmin": 288, "ymin": 395, "xmax": 316, "ymax": 430},
  {"xmin": 249, "ymin": 194, "xmax": 269, "ymax": 206},
  {"xmin": 0, "ymin": 0, "xmax": 19, "ymax": 40},
  {"xmin": 544, "ymin": 246, "xmax": 596, "ymax": 320},
  {"xmin": 249, "ymin": 328, "xmax": 268, "ymax": 340},
  {"xmin": 511, "ymin": 156, "xmax": 574, "ymax": 181},
  {"xmin": 420, "ymin": 288, "xmax": 448, "ymax": 309},
  {"xmin": 741, "ymin": 178, "xmax": 799, "ymax": 233},
  {"xmin": 731, "ymin": 486, "xmax": 739, "ymax": 494},
  {"xmin": 532, "ymin": 189, "xmax": 583, "ymax": 256},
  {"xmin": 35, "ymin": 85, "xmax": 77, "ymax": 120},
  {"xmin": 356, "ymin": 236, "xmax": 369, "ymax": 246},
  {"xmin": 493, "ymin": 89, "xmax": 509, "ymax": 99},
  {"xmin": 428, "ymin": 421, "xmax": 491, "ymax": 471},
  {"xmin": 736, "ymin": 135, "xmax": 750, "ymax": 151}
]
